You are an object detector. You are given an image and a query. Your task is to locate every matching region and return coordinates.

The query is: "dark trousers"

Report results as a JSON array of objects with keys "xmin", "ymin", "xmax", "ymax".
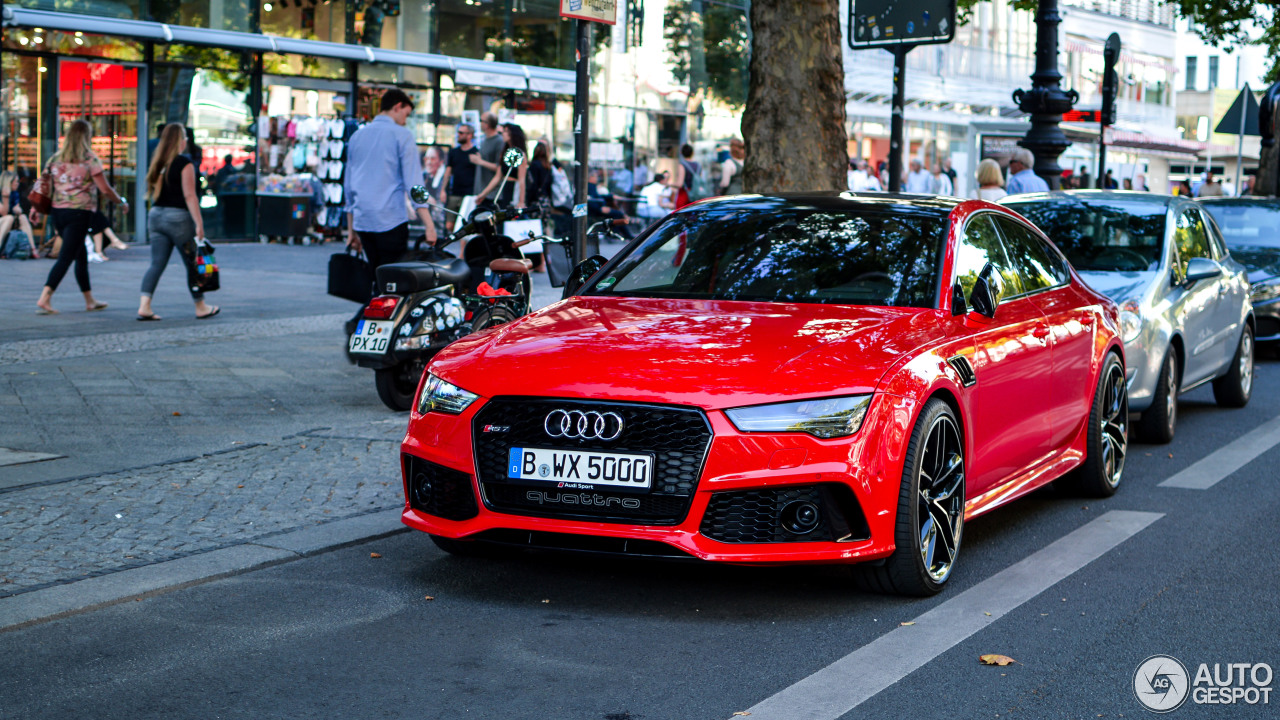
[
  {"xmin": 45, "ymin": 208, "xmax": 94, "ymax": 292},
  {"xmin": 348, "ymin": 223, "xmax": 409, "ymax": 328}
]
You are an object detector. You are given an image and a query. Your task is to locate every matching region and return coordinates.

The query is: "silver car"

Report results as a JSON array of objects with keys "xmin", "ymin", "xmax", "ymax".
[{"xmin": 1002, "ymin": 191, "xmax": 1255, "ymax": 443}]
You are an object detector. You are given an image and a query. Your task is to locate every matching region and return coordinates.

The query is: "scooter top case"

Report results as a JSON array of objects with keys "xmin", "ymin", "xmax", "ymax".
[{"xmin": 374, "ymin": 258, "xmax": 470, "ymax": 295}]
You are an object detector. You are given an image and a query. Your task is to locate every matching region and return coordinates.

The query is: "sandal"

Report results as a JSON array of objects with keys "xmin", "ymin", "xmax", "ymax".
[
  {"xmin": 196, "ymin": 306, "xmax": 221, "ymax": 320},
  {"xmin": 87, "ymin": 302, "xmax": 109, "ymax": 312},
  {"xmin": 137, "ymin": 313, "xmax": 162, "ymax": 321}
]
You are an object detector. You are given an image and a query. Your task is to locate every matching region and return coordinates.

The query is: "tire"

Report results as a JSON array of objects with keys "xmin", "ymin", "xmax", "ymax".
[
  {"xmin": 853, "ymin": 398, "xmax": 964, "ymax": 597},
  {"xmin": 1212, "ymin": 324, "xmax": 1254, "ymax": 408},
  {"xmin": 1060, "ymin": 353, "xmax": 1127, "ymax": 497},
  {"xmin": 471, "ymin": 304, "xmax": 520, "ymax": 332},
  {"xmin": 374, "ymin": 363, "xmax": 422, "ymax": 412},
  {"xmin": 430, "ymin": 534, "xmax": 498, "ymax": 558},
  {"xmin": 1137, "ymin": 349, "xmax": 1178, "ymax": 444}
]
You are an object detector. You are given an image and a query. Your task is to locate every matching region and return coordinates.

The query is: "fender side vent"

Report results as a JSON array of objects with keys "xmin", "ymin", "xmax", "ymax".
[{"xmin": 948, "ymin": 355, "xmax": 977, "ymax": 387}]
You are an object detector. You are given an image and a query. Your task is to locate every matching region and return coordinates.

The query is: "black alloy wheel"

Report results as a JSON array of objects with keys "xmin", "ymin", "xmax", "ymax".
[
  {"xmin": 1138, "ymin": 349, "xmax": 1178, "ymax": 444},
  {"xmin": 855, "ymin": 398, "xmax": 965, "ymax": 596},
  {"xmin": 374, "ymin": 362, "xmax": 424, "ymax": 412},
  {"xmin": 1212, "ymin": 324, "xmax": 1254, "ymax": 408},
  {"xmin": 1062, "ymin": 353, "xmax": 1128, "ymax": 497}
]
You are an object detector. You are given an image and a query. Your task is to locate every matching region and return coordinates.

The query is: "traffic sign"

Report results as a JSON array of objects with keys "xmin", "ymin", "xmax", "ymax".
[
  {"xmin": 560, "ymin": 0, "xmax": 617, "ymax": 25},
  {"xmin": 1215, "ymin": 85, "xmax": 1261, "ymax": 136},
  {"xmin": 1063, "ymin": 109, "xmax": 1102, "ymax": 123},
  {"xmin": 848, "ymin": 0, "xmax": 955, "ymax": 49}
]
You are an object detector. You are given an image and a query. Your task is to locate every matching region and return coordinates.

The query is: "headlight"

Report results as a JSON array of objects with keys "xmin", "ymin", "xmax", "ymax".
[
  {"xmin": 1118, "ymin": 301, "xmax": 1143, "ymax": 344},
  {"xmin": 725, "ymin": 395, "xmax": 872, "ymax": 439},
  {"xmin": 1251, "ymin": 279, "xmax": 1280, "ymax": 303},
  {"xmin": 416, "ymin": 373, "xmax": 479, "ymax": 415}
]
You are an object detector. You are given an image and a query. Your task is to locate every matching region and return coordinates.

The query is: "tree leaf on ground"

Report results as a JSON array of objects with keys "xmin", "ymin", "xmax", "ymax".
[
  {"xmin": 900, "ymin": 621, "xmax": 916, "ymax": 626},
  {"xmin": 370, "ymin": 552, "xmax": 382, "ymax": 558},
  {"xmin": 424, "ymin": 595, "xmax": 435, "ymax": 601},
  {"xmin": 979, "ymin": 654, "xmax": 1016, "ymax": 666},
  {"xmin": 733, "ymin": 713, "xmax": 751, "ymax": 716}
]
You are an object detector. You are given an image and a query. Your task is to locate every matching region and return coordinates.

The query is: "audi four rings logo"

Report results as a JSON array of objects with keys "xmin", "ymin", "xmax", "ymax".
[{"xmin": 544, "ymin": 410, "xmax": 624, "ymax": 440}]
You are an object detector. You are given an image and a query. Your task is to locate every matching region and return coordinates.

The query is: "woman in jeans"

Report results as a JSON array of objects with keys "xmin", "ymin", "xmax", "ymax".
[
  {"xmin": 33, "ymin": 119, "xmax": 126, "ymax": 314},
  {"xmin": 137, "ymin": 123, "xmax": 218, "ymax": 321}
]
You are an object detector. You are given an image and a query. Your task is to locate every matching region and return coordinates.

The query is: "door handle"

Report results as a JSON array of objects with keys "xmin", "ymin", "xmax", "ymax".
[{"xmin": 1033, "ymin": 324, "xmax": 1051, "ymax": 341}]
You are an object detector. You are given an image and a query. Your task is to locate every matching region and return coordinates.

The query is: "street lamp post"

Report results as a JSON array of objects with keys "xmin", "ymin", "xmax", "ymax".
[{"xmin": 1012, "ymin": 0, "xmax": 1078, "ymax": 190}]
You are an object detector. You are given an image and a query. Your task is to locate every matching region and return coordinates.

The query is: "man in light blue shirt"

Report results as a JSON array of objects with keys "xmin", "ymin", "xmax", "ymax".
[
  {"xmin": 344, "ymin": 88, "xmax": 437, "ymax": 271},
  {"xmin": 1004, "ymin": 148, "xmax": 1050, "ymax": 195}
]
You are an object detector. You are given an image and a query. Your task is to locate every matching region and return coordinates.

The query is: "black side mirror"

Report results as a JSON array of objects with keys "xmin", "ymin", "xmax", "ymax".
[
  {"xmin": 951, "ymin": 282, "xmax": 968, "ymax": 316},
  {"xmin": 969, "ymin": 262, "xmax": 1003, "ymax": 318},
  {"xmin": 562, "ymin": 255, "xmax": 608, "ymax": 300},
  {"xmin": 409, "ymin": 185, "xmax": 430, "ymax": 204},
  {"xmin": 1184, "ymin": 256, "xmax": 1223, "ymax": 284}
]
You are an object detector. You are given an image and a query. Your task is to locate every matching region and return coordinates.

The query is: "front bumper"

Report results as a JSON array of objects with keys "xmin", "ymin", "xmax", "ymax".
[
  {"xmin": 400, "ymin": 395, "xmax": 911, "ymax": 565},
  {"xmin": 1253, "ymin": 294, "xmax": 1280, "ymax": 345}
]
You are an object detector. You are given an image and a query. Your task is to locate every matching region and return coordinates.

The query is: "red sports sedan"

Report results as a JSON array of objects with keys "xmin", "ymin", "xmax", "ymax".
[{"xmin": 400, "ymin": 193, "xmax": 1127, "ymax": 595}]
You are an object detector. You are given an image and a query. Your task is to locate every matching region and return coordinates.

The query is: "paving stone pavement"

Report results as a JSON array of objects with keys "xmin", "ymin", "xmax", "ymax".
[{"xmin": 0, "ymin": 431, "xmax": 403, "ymax": 598}]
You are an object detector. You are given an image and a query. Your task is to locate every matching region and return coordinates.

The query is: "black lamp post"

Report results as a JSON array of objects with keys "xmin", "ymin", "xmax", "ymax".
[{"xmin": 1012, "ymin": 0, "xmax": 1078, "ymax": 190}]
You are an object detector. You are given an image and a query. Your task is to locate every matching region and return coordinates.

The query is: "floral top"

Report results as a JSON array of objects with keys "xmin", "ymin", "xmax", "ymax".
[{"xmin": 49, "ymin": 156, "xmax": 104, "ymax": 211}]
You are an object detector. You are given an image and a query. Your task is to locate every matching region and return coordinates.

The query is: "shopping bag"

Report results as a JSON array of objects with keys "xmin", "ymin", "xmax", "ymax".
[
  {"xmin": 27, "ymin": 168, "xmax": 52, "ymax": 215},
  {"xmin": 187, "ymin": 238, "xmax": 220, "ymax": 293},
  {"xmin": 328, "ymin": 247, "xmax": 373, "ymax": 303}
]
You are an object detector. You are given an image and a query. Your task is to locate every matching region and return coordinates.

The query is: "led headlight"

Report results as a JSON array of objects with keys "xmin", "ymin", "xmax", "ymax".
[
  {"xmin": 1118, "ymin": 300, "xmax": 1143, "ymax": 344},
  {"xmin": 725, "ymin": 395, "xmax": 872, "ymax": 439},
  {"xmin": 416, "ymin": 373, "xmax": 479, "ymax": 415}
]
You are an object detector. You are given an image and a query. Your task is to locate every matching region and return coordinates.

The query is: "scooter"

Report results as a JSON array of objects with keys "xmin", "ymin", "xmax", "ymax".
[{"xmin": 348, "ymin": 149, "xmax": 555, "ymax": 410}]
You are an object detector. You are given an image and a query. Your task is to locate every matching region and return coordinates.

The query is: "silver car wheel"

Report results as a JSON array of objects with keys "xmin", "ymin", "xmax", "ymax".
[{"xmin": 1240, "ymin": 330, "xmax": 1253, "ymax": 397}]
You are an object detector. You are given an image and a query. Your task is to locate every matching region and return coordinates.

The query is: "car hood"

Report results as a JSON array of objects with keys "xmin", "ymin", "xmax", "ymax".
[
  {"xmin": 1076, "ymin": 270, "xmax": 1156, "ymax": 304},
  {"xmin": 1228, "ymin": 246, "xmax": 1280, "ymax": 283},
  {"xmin": 429, "ymin": 297, "xmax": 939, "ymax": 410}
]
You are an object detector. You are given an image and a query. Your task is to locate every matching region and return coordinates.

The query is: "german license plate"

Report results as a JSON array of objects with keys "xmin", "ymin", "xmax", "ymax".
[
  {"xmin": 349, "ymin": 319, "xmax": 393, "ymax": 354},
  {"xmin": 507, "ymin": 447, "xmax": 652, "ymax": 490}
]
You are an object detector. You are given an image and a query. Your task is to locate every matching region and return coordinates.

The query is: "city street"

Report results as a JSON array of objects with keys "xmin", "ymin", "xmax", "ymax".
[{"xmin": 2, "ymin": 242, "xmax": 1279, "ymax": 719}]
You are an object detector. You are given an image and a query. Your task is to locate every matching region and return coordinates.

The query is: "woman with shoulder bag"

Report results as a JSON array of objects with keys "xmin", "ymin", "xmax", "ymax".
[
  {"xmin": 32, "ymin": 120, "xmax": 126, "ymax": 314},
  {"xmin": 137, "ymin": 123, "xmax": 219, "ymax": 321}
]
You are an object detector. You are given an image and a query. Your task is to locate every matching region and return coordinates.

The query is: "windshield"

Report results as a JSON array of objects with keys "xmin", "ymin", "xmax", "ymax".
[
  {"xmin": 1200, "ymin": 203, "xmax": 1280, "ymax": 249},
  {"xmin": 588, "ymin": 206, "xmax": 946, "ymax": 307},
  {"xmin": 1005, "ymin": 199, "xmax": 1167, "ymax": 272}
]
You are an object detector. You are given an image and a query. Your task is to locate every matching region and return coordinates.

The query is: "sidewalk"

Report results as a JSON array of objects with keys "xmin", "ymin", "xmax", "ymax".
[{"xmin": 0, "ymin": 240, "xmax": 571, "ymax": 626}]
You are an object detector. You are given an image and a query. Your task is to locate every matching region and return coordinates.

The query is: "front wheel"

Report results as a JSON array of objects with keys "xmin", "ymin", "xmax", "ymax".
[
  {"xmin": 1062, "ymin": 353, "xmax": 1128, "ymax": 497},
  {"xmin": 854, "ymin": 398, "xmax": 965, "ymax": 596},
  {"xmin": 374, "ymin": 363, "xmax": 423, "ymax": 412},
  {"xmin": 1137, "ymin": 349, "xmax": 1178, "ymax": 444},
  {"xmin": 1212, "ymin": 324, "xmax": 1253, "ymax": 408}
]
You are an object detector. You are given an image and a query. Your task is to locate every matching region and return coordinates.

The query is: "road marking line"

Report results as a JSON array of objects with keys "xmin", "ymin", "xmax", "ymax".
[
  {"xmin": 1158, "ymin": 413, "xmax": 1280, "ymax": 490},
  {"xmin": 736, "ymin": 510, "xmax": 1163, "ymax": 720}
]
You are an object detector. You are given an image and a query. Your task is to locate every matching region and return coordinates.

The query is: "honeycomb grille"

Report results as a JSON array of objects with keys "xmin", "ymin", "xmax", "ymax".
[
  {"xmin": 472, "ymin": 397, "xmax": 712, "ymax": 524},
  {"xmin": 404, "ymin": 454, "xmax": 479, "ymax": 521},
  {"xmin": 700, "ymin": 484, "xmax": 870, "ymax": 544}
]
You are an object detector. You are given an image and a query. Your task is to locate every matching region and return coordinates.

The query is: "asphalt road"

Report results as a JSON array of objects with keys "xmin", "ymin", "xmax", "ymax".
[{"xmin": 1, "ymin": 243, "xmax": 1278, "ymax": 719}]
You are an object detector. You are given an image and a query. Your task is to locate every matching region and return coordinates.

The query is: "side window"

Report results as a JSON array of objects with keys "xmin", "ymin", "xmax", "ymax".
[
  {"xmin": 994, "ymin": 216, "xmax": 1069, "ymax": 292},
  {"xmin": 1174, "ymin": 208, "xmax": 1211, "ymax": 279},
  {"xmin": 955, "ymin": 214, "xmax": 1021, "ymax": 303},
  {"xmin": 1200, "ymin": 209, "xmax": 1229, "ymax": 260}
]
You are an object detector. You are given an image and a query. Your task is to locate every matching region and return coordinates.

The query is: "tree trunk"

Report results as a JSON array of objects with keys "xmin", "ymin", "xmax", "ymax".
[
  {"xmin": 742, "ymin": 0, "xmax": 848, "ymax": 193},
  {"xmin": 1259, "ymin": 143, "xmax": 1278, "ymax": 196}
]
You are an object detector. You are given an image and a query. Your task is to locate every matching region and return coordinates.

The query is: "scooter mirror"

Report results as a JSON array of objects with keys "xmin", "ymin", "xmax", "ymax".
[
  {"xmin": 410, "ymin": 185, "xmax": 431, "ymax": 204},
  {"xmin": 503, "ymin": 148, "xmax": 525, "ymax": 167}
]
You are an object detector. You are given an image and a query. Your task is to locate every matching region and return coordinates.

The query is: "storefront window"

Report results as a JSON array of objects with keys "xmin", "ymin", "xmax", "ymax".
[
  {"xmin": 263, "ymin": 53, "xmax": 351, "ymax": 80},
  {"xmin": 1, "ymin": 53, "xmax": 49, "ymax": 198},
  {"xmin": 58, "ymin": 60, "xmax": 140, "ymax": 241},
  {"xmin": 436, "ymin": 0, "xmax": 572, "ymax": 68},
  {"xmin": 261, "ymin": 0, "xmax": 348, "ymax": 44},
  {"xmin": 4, "ymin": 28, "xmax": 144, "ymax": 62},
  {"xmin": 16, "ymin": 0, "xmax": 252, "ymax": 31}
]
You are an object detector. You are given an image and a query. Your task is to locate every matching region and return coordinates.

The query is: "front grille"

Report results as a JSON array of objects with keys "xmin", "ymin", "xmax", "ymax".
[
  {"xmin": 700, "ymin": 484, "xmax": 871, "ymax": 543},
  {"xmin": 404, "ymin": 454, "xmax": 479, "ymax": 521},
  {"xmin": 1256, "ymin": 315, "xmax": 1280, "ymax": 339},
  {"xmin": 472, "ymin": 397, "xmax": 712, "ymax": 524}
]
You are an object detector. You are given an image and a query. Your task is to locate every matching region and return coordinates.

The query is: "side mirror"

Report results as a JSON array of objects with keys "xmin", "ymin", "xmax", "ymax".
[
  {"xmin": 409, "ymin": 185, "xmax": 431, "ymax": 204},
  {"xmin": 562, "ymin": 255, "xmax": 608, "ymax": 300},
  {"xmin": 951, "ymin": 282, "xmax": 968, "ymax": 316},
  {"xmin": 969, "ymin": 262, "xmax": 1003, "ymax": 318},
  {"xmin": 1184, "ymin": 256, "xmax": 1223, "ymax": 284},
  {"xmin": 503, "ymin": 148, "xmax": 525, "ymax": 167}
]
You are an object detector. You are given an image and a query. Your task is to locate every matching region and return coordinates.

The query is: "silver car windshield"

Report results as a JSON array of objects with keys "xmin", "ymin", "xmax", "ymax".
[
  {"xmin": 1007, "ymin": 199, "xmax": 1166, "ymax": 273},
  {"xmin": 1200, "ymin": 204, "xmax": 1280, "ymax": 249}
]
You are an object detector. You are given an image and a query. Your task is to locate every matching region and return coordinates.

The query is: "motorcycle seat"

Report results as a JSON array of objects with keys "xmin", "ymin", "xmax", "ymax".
[{"xmin": 376, "ymin": 260, "xmax": 470, "ymax": 294}]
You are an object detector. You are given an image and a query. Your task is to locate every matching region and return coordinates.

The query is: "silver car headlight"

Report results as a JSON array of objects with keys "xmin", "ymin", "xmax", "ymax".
[
  {"xmin": 1119, "ymin": 301, "xmax": 1143, "ymax": 344},
  {"xmin": 725, "ymin": 395, "xmax": 872, "ymax": 439},
  {"xmin": 417, "ymin": 373, "xmax": 480, "ymax": 415}
]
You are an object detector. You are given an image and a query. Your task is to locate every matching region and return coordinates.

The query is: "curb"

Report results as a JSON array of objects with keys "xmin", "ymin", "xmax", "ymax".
[{"xmin": 0, "ymin": 509, "xmax": 408, "ymax": 633}]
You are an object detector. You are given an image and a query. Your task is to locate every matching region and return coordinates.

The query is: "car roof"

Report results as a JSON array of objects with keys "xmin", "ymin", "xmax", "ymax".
[
  {"xmin": 1000, "ymin": 190, "xmax": 1180, "ymax": 207},
  {"xmin": 682, "ymin": 191, "xmax": 965, "ymax": 216}
]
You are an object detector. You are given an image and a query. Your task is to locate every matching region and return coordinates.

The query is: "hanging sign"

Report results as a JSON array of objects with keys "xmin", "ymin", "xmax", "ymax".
[{"xmin": 560, "ymin": 0, "xmax": 618, "ymax": 25}]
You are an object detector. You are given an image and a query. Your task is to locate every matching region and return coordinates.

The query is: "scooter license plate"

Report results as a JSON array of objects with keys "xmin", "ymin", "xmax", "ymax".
[{"xmin": 349, "ymin": 319, "xmax": 393, "ymax": 354}]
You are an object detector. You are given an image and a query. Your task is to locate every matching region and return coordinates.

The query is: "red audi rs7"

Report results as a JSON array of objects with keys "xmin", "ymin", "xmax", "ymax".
[{"xmin": 400, "ymin": 193, "xmax": 1127, "ymax": 595}]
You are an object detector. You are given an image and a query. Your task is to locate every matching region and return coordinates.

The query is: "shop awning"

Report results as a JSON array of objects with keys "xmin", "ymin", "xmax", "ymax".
[
  {"xmin": 1062, "ymin": 124, "xmax": 1212, "ymax": 160},
  {"xmin": 4, "ymin": 8, "xmax": 575, "ymax": 92}
]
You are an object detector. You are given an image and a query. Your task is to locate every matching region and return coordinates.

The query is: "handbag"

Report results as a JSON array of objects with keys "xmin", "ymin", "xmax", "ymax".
[
  {"xmin": 328, "ymin": 246, "xmax": 374, "ymax": 303},
  {"xmin": 186, "ymin": 238, "xmax": 221, "ymax": 294},
  {"xmin": 28, "ymin": 167, "xmax": 53, "ymax": 215}
]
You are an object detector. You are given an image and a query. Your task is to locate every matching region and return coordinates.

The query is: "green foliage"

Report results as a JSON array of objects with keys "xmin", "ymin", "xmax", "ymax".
[{"xmin": 665, "ymin": 0, "xmax": 752, "ymax": 109}]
